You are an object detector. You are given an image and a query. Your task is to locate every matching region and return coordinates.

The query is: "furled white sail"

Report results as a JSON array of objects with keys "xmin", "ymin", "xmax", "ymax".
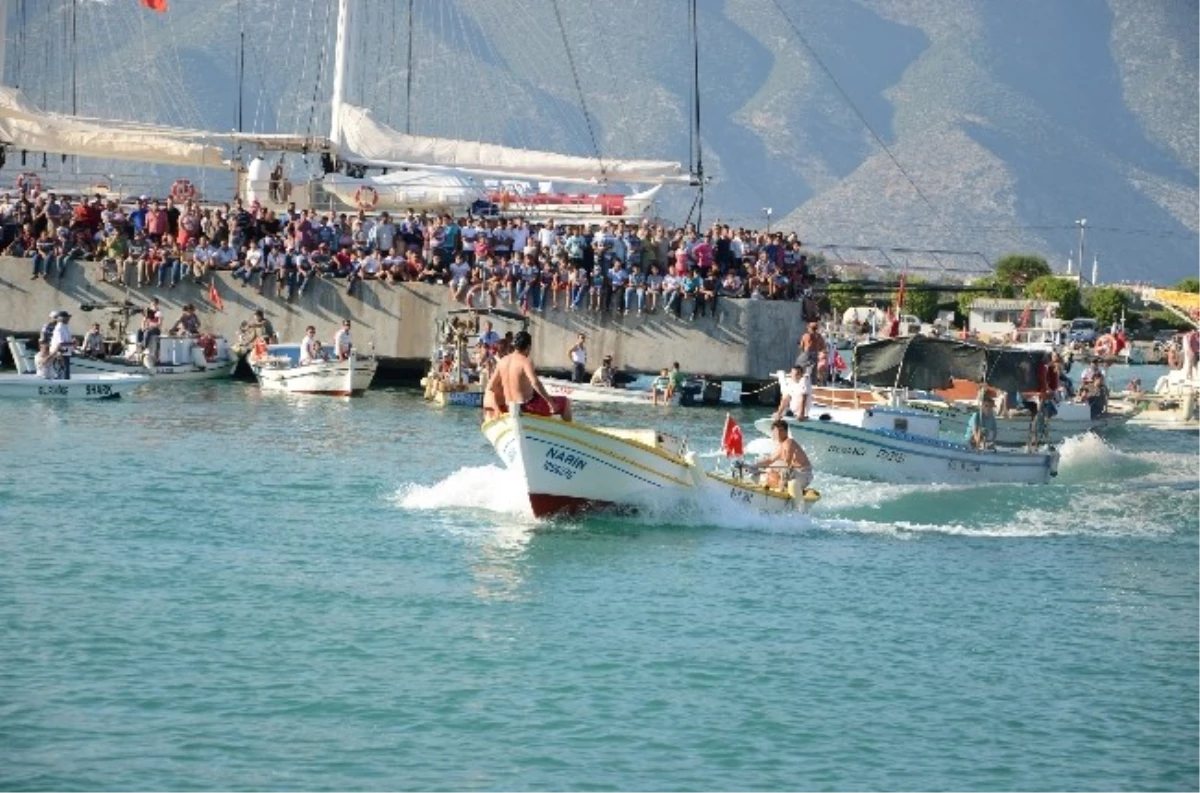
[
  {"xmin": 0, "ymin": 86, "xmax": 227, "ymax": 169},
  {"xmin": 335, "ymin": 102, "xmax": 688, "ymax": 186}
]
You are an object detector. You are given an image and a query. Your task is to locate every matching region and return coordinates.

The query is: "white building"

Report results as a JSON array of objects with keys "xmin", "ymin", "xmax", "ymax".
[{"xmin": 967, "ymin": 298, "xmax": 1061, "ymax": 340}]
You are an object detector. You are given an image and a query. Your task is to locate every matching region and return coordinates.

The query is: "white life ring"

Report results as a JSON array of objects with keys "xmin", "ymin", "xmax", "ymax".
[
  {"xmin": 170, "ymin": 179, "xmax": 197, "ymax": 202},
  {"xmin": 15, "ymin": 172, "xmax": 42, "ymax": 193},
  {"xmin": 353, "ymin": 185, "xmax": 379, "ymax": 209}
]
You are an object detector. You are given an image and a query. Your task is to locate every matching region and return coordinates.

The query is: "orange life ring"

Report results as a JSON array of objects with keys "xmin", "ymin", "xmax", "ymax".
[
  {"xmin": 353, "ymin": 185, "xmax": 379, "ymax": 209},
  {"xmin": 170, "ymin": 179, "xmax": 197, "ymax": 202},
  {"xmin": 1093, "ymin": 335, "xmax": 1115, "ymax": 357},
  {"xmin": 15, "ymin": 172, "xmax": 42, "ymax": 193}
]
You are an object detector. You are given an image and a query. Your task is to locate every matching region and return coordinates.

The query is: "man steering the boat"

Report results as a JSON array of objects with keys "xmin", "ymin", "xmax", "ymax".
[
  {"xmin": 750, "ymin": 419, "xmax": 813, "ymax": 491},
  {"xmin": 483, "ymin": 330, "xmax": 574, "ymax": 422}
]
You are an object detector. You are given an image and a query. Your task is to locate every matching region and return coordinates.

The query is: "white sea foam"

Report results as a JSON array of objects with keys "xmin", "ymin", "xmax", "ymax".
[{"xmin": 394, "ymin": 464, "xmax": 533, "ymax": 518}]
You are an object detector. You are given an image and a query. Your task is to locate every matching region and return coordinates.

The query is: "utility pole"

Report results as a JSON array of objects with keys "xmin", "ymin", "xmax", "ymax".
[
  {"xmin": 1075, "ymin": 218, "xmax": 1087, "ymax": 281},
  {"xmin": 763, "ymin": 207, "xmax": 772, "ymax": 234}
]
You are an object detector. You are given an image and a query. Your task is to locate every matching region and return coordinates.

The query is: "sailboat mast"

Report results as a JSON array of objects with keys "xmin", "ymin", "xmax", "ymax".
[
  {"xmin": 0, "ymin": 0, "xmax": 8, "ymax": 87},
  {"xmin": 330, "ymin": 0, "xmax": 350, "ymax": 146}
]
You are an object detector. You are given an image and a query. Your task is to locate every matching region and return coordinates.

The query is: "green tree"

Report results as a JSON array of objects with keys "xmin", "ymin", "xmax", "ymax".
[
  {"xmin": 897, "ymin": 277, "xmax": 940, "ymax": 323},
  {"xmin": 1174, "ymin": 277, "xmax": 1199, "ymax": 293},
  {"xmin": 825, "ymin": 282, "xmax": 865, "ymax": 317},
  {"xmin": 1026, "ymin": 275, "xmax": 1082, "ymax": 319},
  {"xmin": 994, "ymin": 254, "xmax": 1052, "ymax": 293},
  {"xmin": 1085, "ymin": 287, "xmax": 1128, "ymax": 326}
]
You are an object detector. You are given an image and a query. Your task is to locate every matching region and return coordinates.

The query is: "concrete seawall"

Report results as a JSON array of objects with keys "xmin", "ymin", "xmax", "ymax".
[{"xmin": 0, "ymin": 257, "xmax": 806, "ymax": 381}]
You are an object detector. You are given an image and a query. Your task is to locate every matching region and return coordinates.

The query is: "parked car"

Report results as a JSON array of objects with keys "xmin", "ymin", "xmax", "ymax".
[{"xmin": 1067, "ymin": 318, "xmax": 1098, "ymax": 344}]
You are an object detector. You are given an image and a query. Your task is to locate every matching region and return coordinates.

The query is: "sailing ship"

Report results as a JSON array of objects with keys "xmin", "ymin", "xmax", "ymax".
[{"xmin": 0, "ymin": 0, "xmax": 694, "ymax": 218}]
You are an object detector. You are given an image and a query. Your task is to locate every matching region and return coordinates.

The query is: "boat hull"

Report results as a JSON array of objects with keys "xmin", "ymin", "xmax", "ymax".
[
  {"xmin": 0, "ymin": 372, "xmax": 149, "ymax": 399},
  {"xmin": 756, "ymin": 415, "xmax": 1058, "ymax": 485},
  {"xmin": 482, "ymin": 412, "xmax": 698, "ymax": 517},
  {"xmin": 483, "ymin": 413, "xmax": 816, "ymax": 518},
  {"xmin": 253, "ymin": 356, "xmax": 378, "ymax": 396},
  {"xmin": 543, "ymin": 377, "xmax": 675, "ymax": 406},
  {"xmin": 72, "ymin": 355, "xmax": 238, "ymax": 381}
]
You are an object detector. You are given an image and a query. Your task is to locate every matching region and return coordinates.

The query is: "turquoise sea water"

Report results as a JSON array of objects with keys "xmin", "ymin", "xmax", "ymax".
[{"xmin": 1, "ymin": 366, "xmax": 1197, "ymax": 791}]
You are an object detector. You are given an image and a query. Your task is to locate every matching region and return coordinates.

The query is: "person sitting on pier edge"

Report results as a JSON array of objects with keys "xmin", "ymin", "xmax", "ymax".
[
  {"xmin": 590, "ymin": 355, "xmax": 615, "ymax": 387},
  {"xmin": 966, "ymin": 395, "xmax": 998, "ymax": 449},
  {"xmin": 483, "ymin": 330, "xmax": 573, "ymax": 422},
  {"xmin": 750, "ymin": 420, "xmax": 813, "ymax": 492}
]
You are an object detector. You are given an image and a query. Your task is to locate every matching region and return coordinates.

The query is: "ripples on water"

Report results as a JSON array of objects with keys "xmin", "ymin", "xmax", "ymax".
[{"xmin": 1, "ymin": 370, "xmax": 1196, "ymax": 791}]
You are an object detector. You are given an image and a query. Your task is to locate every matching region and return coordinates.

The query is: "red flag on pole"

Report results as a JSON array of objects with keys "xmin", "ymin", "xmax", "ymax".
[
  {"xmin": 140, "ymin": 0, "xmax": 169, "ymax": 12},
  {"xmin": 208, "ymin": 280, "xmax": 225, "ymax": 312},
  {"xmin": 721, "ymin": 413, "xmax": 744, "ymax": 458}
]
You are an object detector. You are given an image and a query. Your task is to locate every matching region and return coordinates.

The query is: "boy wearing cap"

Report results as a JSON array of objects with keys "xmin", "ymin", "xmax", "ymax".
[{"xmin": 49, "ymin": 311, "xmax": 74, "ymax": 379}]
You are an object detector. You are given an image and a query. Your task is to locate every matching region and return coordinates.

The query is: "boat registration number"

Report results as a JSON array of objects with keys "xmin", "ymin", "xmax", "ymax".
[
  {"xmin": 38, "ymin": 385, "xmax": 69, "ymax": 395},
  {"xmin": 948, "ymin": 459, "xmax": 981, "ymax": 473},
  {"xmin": 86, "ymin": 384, "xmax": 113, "ymax": 396},
  {"xmin": 543, "ymin": 447, "xmax": 587, "ymax": 480},
  {"xmin": 729, "ymin": 487, "xmax": 752, "ymax": 504},
  {"xmin": 876, "ymin": 448, "xmax": 905, "ymax": 463}
]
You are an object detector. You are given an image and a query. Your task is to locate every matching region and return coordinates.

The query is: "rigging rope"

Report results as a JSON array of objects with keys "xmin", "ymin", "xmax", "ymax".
[
  {"xmin": 303, "ymin": 0, "xmax": 335, "ymax": 152},
  {"xmin": 550, "ymin": 0, "xmax": 605, "ymax": 180},
  {"xmin": 405, "ymin": 0, "xmax": 415, "ymax": 135}
]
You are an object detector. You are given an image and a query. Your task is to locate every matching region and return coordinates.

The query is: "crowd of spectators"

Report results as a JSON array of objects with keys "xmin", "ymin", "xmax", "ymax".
[{"xmin": 1, "ymin": 188, "xmax": 823, "ymax": 321}]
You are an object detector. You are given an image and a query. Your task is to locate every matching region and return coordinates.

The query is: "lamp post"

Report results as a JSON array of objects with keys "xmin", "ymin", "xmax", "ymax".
[
  {"xmin": 1075, "ymin": 218, "xmax": 1087, "ymax": 282},
  {"xmin": 763, "ymin": 207, "xmax": 772, "ymax": 234}
]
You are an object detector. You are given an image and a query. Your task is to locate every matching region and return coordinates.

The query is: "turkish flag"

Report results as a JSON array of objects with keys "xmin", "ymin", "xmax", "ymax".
[
  {"xmin": 140, "ymin": 0, "xmax": 168, "ymax": 12},
  {"xmin": 721, "ymin": 413, "xmax": 744, "ymax": 458},
  {"xmin": 833, "ymin": 350, "xmax": 847, "ymax": 371},
  {"xmin": 208, "ymin": 280, "xmax": 225, "ymax": 312}
]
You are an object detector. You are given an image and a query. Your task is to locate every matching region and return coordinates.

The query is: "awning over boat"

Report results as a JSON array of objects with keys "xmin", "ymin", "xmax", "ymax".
[
  {"xmin": 0, "ymin": 86, "xmax": 228, "ymax": 169},
  {"xmin": 853, "ymin": 336, "xmax": 1045, "ymax": 394},
  {"xmin": 334, "ymin": 102, "xmax": 689, "ymax": 185}
]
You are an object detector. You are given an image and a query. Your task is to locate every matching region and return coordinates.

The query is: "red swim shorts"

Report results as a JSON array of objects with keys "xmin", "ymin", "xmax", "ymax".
[{"xmin": 522, "ymin": 393, "xmax": 570, "ymax": 417}]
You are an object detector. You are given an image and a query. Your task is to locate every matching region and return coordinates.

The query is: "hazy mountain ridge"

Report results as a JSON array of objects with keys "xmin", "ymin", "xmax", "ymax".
[{"xmin": 2, "ymin": 0, "xmax": 1196, "ymax": 283}]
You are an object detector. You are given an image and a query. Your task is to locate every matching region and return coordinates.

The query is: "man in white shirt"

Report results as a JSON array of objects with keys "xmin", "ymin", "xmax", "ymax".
[
  {"xmin": 299, "ymin": 326, "xmax": 324, "ymax": 364},
  {"xmin": 49, "ymin": 310, "xmax": 74, "ymax": 379},
  {"xmin": 568, "ymin": 332, "xmax": 588, "ymax": 383},
  {"xmin": 773, "ymin": 365, "xmax": 811, "ymax": 421},
  {"xmin": 333, "ymin": 319, "xmax": 354, "ymax": 360},
  {"xmin": 537, "ymin": 220, "xmax": 558, "ymax": 251},
  {"xmin": 370, "ymin": 212, "xmax": 397, "ymax": 254}
]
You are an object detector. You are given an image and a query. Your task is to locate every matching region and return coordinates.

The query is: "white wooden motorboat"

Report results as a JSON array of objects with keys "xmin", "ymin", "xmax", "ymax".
[
  {"xmin": 250, "ymin": 344, "xmax": 378, "ymax": 396},
  {"xmin": 542, "ymin": 377, "xmax": 678, "ymax": 407},
  {"xmin": 422, "ymin": 307, "xmax": 526, "ymax": 408},
  {"xmin": 482, "ymin": 410, "xmax": 817, "ymax": 518},
  {"xmin": 752, "ymin": 410, "xmax": 1059, "ymax": 486},
  {"xmin": 1121, "ymin": 370, "xmax": 1199, "ymax": 431},
  {"xmin": 80, "ymin": 334, "xmax": 237, "ymax": 381}
]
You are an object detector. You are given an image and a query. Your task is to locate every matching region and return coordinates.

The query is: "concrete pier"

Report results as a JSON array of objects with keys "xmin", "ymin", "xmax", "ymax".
[{"xmin": 0, "ymin": 257, "xmax": 807, "ymax": 381}]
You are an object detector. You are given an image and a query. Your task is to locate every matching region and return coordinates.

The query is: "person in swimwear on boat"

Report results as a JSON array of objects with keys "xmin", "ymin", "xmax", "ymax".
[
  {"xmin": 483, "ymin": 330, "xmax": 573, "ymax": 421},
  {"xmin": 750, "ymin": 419, "xmax": 813, "ymax": 491}
]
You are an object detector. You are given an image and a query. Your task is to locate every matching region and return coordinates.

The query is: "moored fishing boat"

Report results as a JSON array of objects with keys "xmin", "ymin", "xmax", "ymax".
[
  {"xmin": 250, "ymin": 344, "xmax": 378, "ymax": 396},
  {"xmin": 542, "ymin": 377, "xmax": 677, "ymax": 407},
  {"xmin": 482, "ymin": 409, "xmax": 817, "ymax": 518},
  {"xmin": 1120, "ymin": 369, "xmax": 1199, "ymax": 431},
  {"xmin": 903, "ymin": 395, "xmax": 1131, "ymax": 445},
  {"xmin": 1, "ymin": 339, "xmax": 149, "ymax": 399}
]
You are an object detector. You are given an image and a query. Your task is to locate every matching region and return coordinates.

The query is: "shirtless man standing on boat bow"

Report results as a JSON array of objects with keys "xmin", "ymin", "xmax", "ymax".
[{"xmin": 484, "ymin": 330, "xmax": 574, "ymax": 421}]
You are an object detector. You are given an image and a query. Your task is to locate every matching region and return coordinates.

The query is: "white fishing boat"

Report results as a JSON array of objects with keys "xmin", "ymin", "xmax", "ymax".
[
  {"xmin": 1121, "ymin": 369, "xmax": 1199, "ymax": 431},
  {"xmin": 250, "ymin": 344, "xmax": 378, "ymax": 396},
  {"xmin": 542, "ymin": 377, "xmax": 677, "ymax": 407},
  {"xmin": 49, "ymin": 335, "xmax": 237, "ymax": 381},
  {"xmin": 422, "ymin": 308, "xmax": 528, "ymax": 408},
  {"xmin": 0, "ymin": 372, "xmax": 148, "ymax": 400},
  {"xmin": 1, "ymin": 339, "xmax": 149, "ymax": 399},
  {"xmin": 751, "ymin": 411, "xmax": 1059, "ymax": 485},
  {"xmin": 482, "ymin": 410, "xmax": 816, "ymax": 518}
]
